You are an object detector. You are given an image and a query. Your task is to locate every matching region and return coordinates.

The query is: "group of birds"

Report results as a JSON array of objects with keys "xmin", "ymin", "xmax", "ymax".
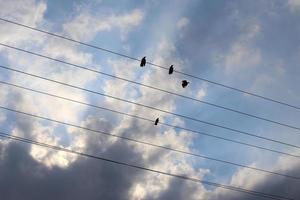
[
  {"xmin": 140, "ymin": 56, "xmax": 190, "ymax": 126},
  {"xmin": 140, "ymin": 57, "xmax": 190, "ymax": 88}
]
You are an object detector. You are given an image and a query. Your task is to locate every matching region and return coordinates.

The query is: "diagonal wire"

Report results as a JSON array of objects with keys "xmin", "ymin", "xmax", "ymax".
[
  {"xmin": 1, "ymin": 104, "xmax": 300, "ymax": 180},
  {"xmin": 0, "ymin": 43, "xmax": 299, "ymax": 132},
  {"xmin": 1, "ymin": 82, "xmax": 300, "ymax": 159},
  {"xmin": 0, "ymin": 132, "xmax": 295, "ymax": 200},
  {"xmin": 0, "ymin": 17, "xmax": 298, "ymax": 200},
  {"xmin": 0, "ymin": 17, "xmax": 299, "ymax": 111},
  {"xmin": 1, "ymin": 65, "xmax": 300, "ymax": 149}
]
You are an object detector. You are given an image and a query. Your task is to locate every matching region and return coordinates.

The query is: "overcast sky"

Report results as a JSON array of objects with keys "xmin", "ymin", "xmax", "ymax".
[{"xmin": 0, "ymin": 0, "xmax": 300, "ymax": 199}]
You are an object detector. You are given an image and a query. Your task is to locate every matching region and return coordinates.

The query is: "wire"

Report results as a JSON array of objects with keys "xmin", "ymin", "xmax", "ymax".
[
  {"xmin": 2, "ymin": 83, "xmax": 300, "ymax": 160},
  {"xmin": 0, "ymin": 17, "xmax": 299, "ymax": 111},
  {"xmin": 0, "ymin": 132, "xmax": 294, "ymax": 200},
  {"xmin": 1, "ymin": 104, "xmax": 300, "ymax": 180},
  {"xmin": 0, "ymin": 43, "xmax": 299, "ymax": 132},
  {"xmin": 1, "ymin": 65, "xmax": 300, "ymax": 150},
  {"xmin": 0, "ymin": 17, "xmax": 297, "ymax": 200}
]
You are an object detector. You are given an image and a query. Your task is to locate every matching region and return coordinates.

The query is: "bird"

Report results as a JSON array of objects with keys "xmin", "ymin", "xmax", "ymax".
[
  {"xmin": 140, "ymin": 56, "xmax": 146, "ymax": 67},
  {"xmin": 182, "ymin": 80, "xmax": 189, "ymax": 88},
  {"xmin": 168, "ymin": 65, "xmax": 174, "ymax": 74},
  {"xmin": 154, "ymin": 118, "xmax": 159, "ymax": 125}
]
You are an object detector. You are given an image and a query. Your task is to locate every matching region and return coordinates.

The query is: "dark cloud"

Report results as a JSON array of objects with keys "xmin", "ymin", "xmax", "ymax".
[
  {"xmin": 177, "ymin": 0, "xmax": 300, "ymax": 83},
  {"xmin": 208, "ymin": 165, "xmax": 300, "ymax": 200},
  {"xmin": 0, "ymin": 141, "xmax": 141, "ymax": 200},
  {"xmin": 0, "ymin": 98, "xmax": 143, "ymax": 200},
  {"xmin": 0, "ymin": 113, "xmax": 147, "ymax": 200},
  {"xmin": 1, "ymin": 60, "xmax": 298, "ymax": 200},
  {"xmin": 176, "ymin": 0, "xmax": 244, "ymax": 74},
  {"xmin": 0, "ymin": 105, "xmax": 200, "ymax": 200}
]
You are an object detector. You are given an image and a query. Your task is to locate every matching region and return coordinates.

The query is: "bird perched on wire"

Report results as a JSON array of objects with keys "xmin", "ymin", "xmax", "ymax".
[
  {"xmin": 154, "ymin": 118, "xmax": 159, "ymax": 125},
  {"xmin": 182, "ymin": 80, "xmax": 189, "ymax": 88},
  {"xmin": 169, "ymin": 65, "xmax": 174, "ymax": 75},
  {"xmin": 140, "ymin": 56, "xmax": 146, "ymax": 67}
]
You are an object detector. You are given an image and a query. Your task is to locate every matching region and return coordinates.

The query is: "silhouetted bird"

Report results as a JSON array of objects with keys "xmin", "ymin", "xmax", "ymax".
[
  {"xmin": 154, "ymin": 118, "xmax": 159, "ymax": 125},
  {"xmin": 182, "ymin": 80, "xmax": 189, "ymax": 88},
  {"xmin": 140, "ymin": 56, "xmax": 146, "ymax": 67},
  {"xmin": 169, "ymin": 65, "xmax": 174, "ymax": 74}
]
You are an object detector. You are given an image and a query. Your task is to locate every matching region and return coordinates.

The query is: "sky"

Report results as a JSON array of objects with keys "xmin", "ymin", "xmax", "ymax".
[{"xmin": 0, "ymin": 0, "xmax": 300, "ymax": 199}]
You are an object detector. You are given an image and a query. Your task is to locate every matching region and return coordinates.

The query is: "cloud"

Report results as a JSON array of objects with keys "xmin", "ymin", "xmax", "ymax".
[
  {"xmin": 0, "ymin": 0, "xmax": 47, "ymax": 47},
  {"xmin": 0, "ymin": 113, "xmax": 6, "ymax": 123},
  {"xmin": 0, "ymin": 140, "xmax": 144, "ymax": 200},
  {"xmin": 288, "ymin": 0, "xmax": 300, "ymax": 10},
  {"xmin": 63, "ymin": 9, "xmax": 144, "ymax": 41},
  {"xmin": 0, "ymin": 0, "xmax": 46, "ymax": 25},
  {"xmin": 0, "ymin": 1, "xmax": 208, "ymax": 199},
  {"xmin": 176, "ymin": 17, "xmax": 190, "ymax": 30},
  {"xmin": 214, "ymin": 20, "xmax": 261, "ymax": 75},
  {"xmin": 208, "ymin": 152, "xmax": 300, "ymax": 200},
  {"xmin": 2, "ymin": 1, "xmax": 300, "ymax": 199},
  {"xmin": 196, "ymin": 88, "xmax": 207, "ymax": 100},
  {"xmin": 42, "ymin": 39, "xmax": 93, "ymax": 65},
  {"xmin": 0, "ymin": 99, "xmax": 206, "ymax": 200},
  {"xmin": 0, "ymin": 0, "xmax": 97, "ymax": 168},
  {"xmin": 221, "ymin": 42, "xmax": 261, "ymax": 74}
]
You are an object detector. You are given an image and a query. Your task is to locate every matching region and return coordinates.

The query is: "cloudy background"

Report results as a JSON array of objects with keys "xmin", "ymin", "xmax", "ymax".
[{"xmin": 0, "ymin": 0, "xmax": 300, "ymax": 199}]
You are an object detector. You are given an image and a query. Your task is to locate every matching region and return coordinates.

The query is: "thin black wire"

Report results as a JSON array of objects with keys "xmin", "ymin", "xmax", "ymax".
[
  {"xmin": 2, "ymin": 83, "xmax": 300, "ymax": 160},
  {"xmin": 0, "ymin": 18, "xmax": 297, "ymax": 200},
  {"xmin": 0, "ymin": 17, "xmax": 299, "ymax": 111},
  {"xmin": 0, "ymin": 43, "xmax": 299, "ymax": 132},
  {"xmin": 0, "ymin": 132, "xmax": 294, "ymax": 200},
  {"xmin": 1, "ymin": 104, "xmax": 300, "ymax": 180},
  {"xmin": 1, "ymin": 65, "xmax": 300, "ymax": 149}
]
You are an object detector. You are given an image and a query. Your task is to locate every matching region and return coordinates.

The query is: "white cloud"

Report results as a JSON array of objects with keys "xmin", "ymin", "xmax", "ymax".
[
  {"xmin": 0, "ymin": 0, "xmax": 47, "ymax": 47},
  {"xmin": 11, "ymin": 123, "xmax": 80, "ymax": 168},
  {"xmin": 0, "ymin": 0, "xmax": 99, "ymax": 168},
  {"xmin": 288, "ymin": 0, "xmax": 300, "ymax": 10},
  {"xmin": 4, "ymin": 48, "xmax": 97, "ymax": 124},
  {"xmin": 215, "ymin": 21, "xmax": 261, "ymax": 75},
  {"xmin": 176, "ymin": 17, "xmax": 190, "ymax": 29},
  {"xmin": 97, "ymin": 36, "xmax": 209, "ymax": 198},
  {"xmin": 126, "ymin": 125, "xmax": 206, "ymax": 199},
  {"xmin": 63, "ymin": 9, "xmax": 144, "ymax": 41},
  {"xmin": 249, "ymin": 63, "xmax": 287, "ymax": 95},
  {"xmin": 222, "ymin": 42, "xmax": 261, "ymax": 74},
  {"xmin": 196, "ymin": 88, "xmax": 206, "ymax": 100},
  {"xmin": 42, "ymin": 39, "xmax": 93, "ymax": 65},
  {"xmin": 0, "ymin": 0, "xmax": 46, "ymax": 25}
]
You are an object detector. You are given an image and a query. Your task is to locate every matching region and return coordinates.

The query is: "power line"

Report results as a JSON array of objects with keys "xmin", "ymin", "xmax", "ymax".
[
  {"xmin": 0, "ymin": 17, "xmax": 299, "ymax": 111},
  {"xmin": 1, "ymin": 104, "xmax": 300, "ymax": 180},
  {"xmin": 0, "ymin": 132, "xmax": 294, "ymax": 200},
  {"xmin": 1, "ymin": 83, "xmax": 300, "ymax": 160},
  {"xmin": 0, "ymin": 17, "xmax": 297, "ymax": 200},
  {"xmin": 0, "ymin": 43, "xmax": 299, "ymax": 132},
  {"xmin": 1, "ymin": 65, "xmax": 300, "ymax": 150}
]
